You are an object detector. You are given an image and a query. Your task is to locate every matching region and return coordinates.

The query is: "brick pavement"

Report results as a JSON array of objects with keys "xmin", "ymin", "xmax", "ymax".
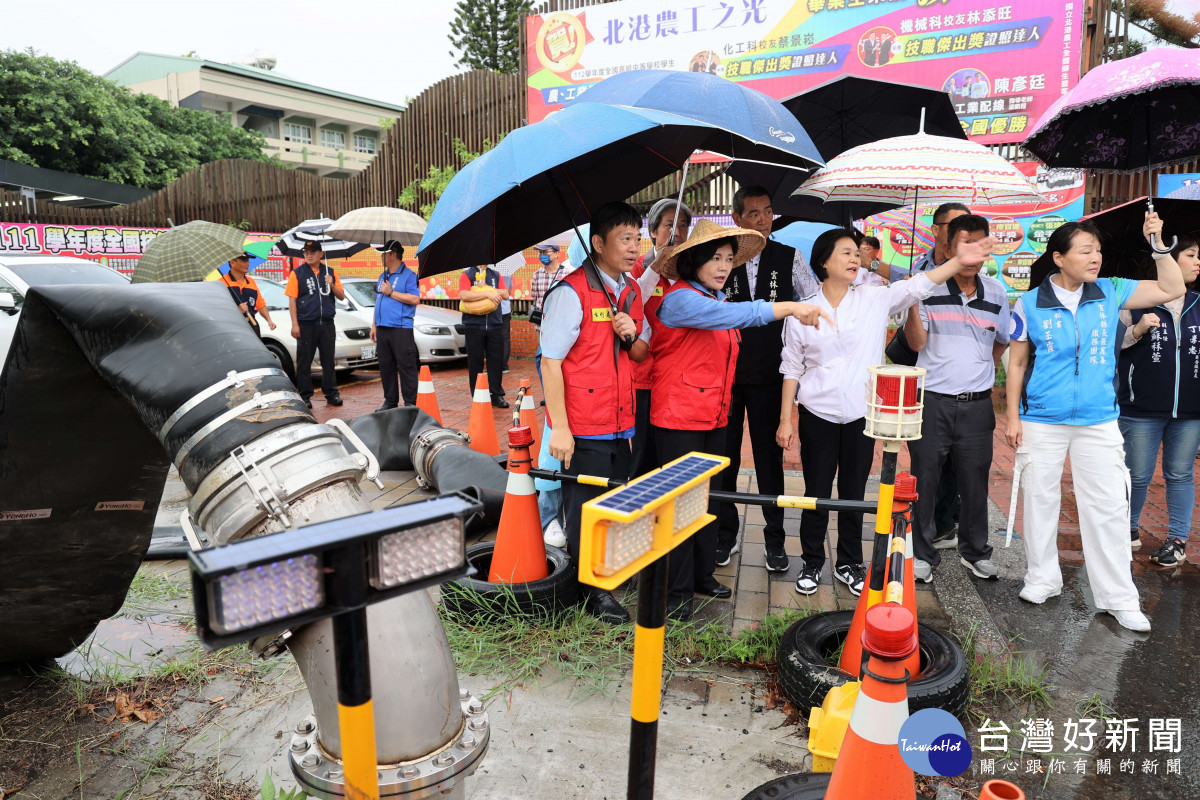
[{"xmin": 313, "ymin": 359, "xmax": 1188, "ymax": 574}]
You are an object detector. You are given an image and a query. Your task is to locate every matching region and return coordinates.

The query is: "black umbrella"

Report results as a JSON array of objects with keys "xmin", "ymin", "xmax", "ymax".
[
  {"xmin": 774, "ymin": 74, "xmax": 968, "ymax": 162},
  {"xmin": 1029, "ymin": 196, "xmax": 1200, "ymax": 288}
]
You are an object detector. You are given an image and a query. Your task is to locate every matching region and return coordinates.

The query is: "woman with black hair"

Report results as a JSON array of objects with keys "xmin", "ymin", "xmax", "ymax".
[
  {"xmin": 1118, "ymin": 233, "xmax": 1200, "ymax": 568},
  {"xmin": 776, "ymin": 227, "xmax": 993, "ymax": 598},
  {"xmin": 1006, "ymin": 214, "xmax": 1184, "ymax": 632},
  {"xmin": 649, "ymin": 219, "xmax": 831, "ymax": 621}
]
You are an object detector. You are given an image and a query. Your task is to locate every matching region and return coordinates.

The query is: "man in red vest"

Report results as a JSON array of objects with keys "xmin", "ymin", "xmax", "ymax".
[{"xmin": 542, "ymin": 202, "xmax": 649, "ymax": 624}]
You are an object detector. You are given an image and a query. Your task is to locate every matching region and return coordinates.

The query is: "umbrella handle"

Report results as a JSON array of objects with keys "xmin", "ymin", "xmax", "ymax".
[{"xmin": 1147, "ymin": 187, "xmax": 1177, "ymax": 254}]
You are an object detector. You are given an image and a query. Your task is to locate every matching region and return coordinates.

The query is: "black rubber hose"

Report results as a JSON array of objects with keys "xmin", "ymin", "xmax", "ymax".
[{"xmin": 346, "ymin": 406, "xmax": 508, "ymax": 534}]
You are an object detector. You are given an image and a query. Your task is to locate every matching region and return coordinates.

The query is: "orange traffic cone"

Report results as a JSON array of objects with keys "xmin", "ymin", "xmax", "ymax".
[
  {"xmin": 517, "ymin": 379, "xmax": 540, "ymax": 468},
  {"xmin": 825, "ymin": 603, "xmax": 917, "ymax": 800},
  {"xmin": 416, "ymin": 365, "xmax": 442, "ymax": 424},
  {"xmin": 980, "ymin": 781, "xmax": 1025, "ymax": 800},
  {"xmin": 467, "ymin": 373, "xmax": 500, "ymax": 456},
  {"xmin": 488, "ymin": 425, "xmax": 549, "ymax": 583},
  {"xmin": 894, "ymin": 471, "xmax": 921, "ymax": 681}
]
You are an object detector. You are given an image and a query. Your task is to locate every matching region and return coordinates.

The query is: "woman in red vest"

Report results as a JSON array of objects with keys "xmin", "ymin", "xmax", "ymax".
[{"xmin": 651, "ymin": 220, "xmax": 831, "ymax": 621}]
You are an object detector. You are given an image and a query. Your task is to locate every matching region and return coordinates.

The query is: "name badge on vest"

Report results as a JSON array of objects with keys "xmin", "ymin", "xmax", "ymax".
[
  {"xmin": 592, "ymin": 307, "xmax": 613, "ymax": 322},
  {"xmin": 652, "ymin": 285, "xmax": 664, "ymax": 296}
]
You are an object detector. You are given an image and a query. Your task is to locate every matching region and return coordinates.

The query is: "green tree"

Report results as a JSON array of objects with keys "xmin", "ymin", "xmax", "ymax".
[
  {"xmin": 447, "ymin": 0, "xmax": 532, "ymax": 73},
  {"xmin": 397, "ymin": 137, "xmax": 492, "ymax": 218},
  {"xmin": 0, "ymin": 49, "xmax": 271, "ymax": 190},
  {"xmin": 1108, "ymin": 0, "xmax": 1200, "ymax": 60}
]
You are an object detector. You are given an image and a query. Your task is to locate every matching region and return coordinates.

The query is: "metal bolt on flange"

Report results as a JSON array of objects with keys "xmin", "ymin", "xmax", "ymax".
[
  {"xmin": 296, "ymin": 719, "xmax": 315, "ymax": 733},
  {"xmin": 461, "ymin": 733, "xmax": 477, "ymax": 748},
  {"xmin": 459, "ymin": 688, "xmax": 470, "ymax": 700},
  {"xmin": 301, "ymin": 754, "xmax": 320, "ymax": 768},
  {"xmin": 290, "ymin": 738, "xmax": 309, "ymax": 753},
  {"xmin": 434, "ymin": 753, "xmax": 455, "ymax": 767},
  {"xmin": 400, "ymin": 765, "xmax": 419, "ymax": 778},
  {"xmin": 469, "ymin": 717, "xmax": 488, "ymax": 732},
  {"xmin": 328, "ymin": 770, "xmax": 343, "ymax": 780},
  {"xmin": 467, "ymin": 699, "xmax": 484, "ymax": 714}
]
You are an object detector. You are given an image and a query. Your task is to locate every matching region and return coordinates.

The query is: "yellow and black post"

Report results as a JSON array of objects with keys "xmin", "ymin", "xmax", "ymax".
[
  {"xmin": 629, "ymin": 557, "xmax": 669, "ymax": 800},
  {"xmin": 329, "ymin": 541, "xmax": 380, "ymax": 800}
]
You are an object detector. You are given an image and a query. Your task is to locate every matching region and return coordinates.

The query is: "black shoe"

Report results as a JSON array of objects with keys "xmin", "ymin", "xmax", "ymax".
[
  {"xmin": 1151, "ymin": 537, "xmax": 1187, "ymax": 567},
  {"xmin": 1131, "ymin": 528, "xmax": 1143, "ymax": 547},
  {"xmin": 583, "ymin": 593, "xmax": 630, "ymax": 624},
  {"xmin": 794, "ymin": 565, "xmax": 821, "ymax": 595},
  {"xmin": 697, "ymin": 581, "xmax": 732, "ymax": 599},
  {"xmin": 374, "ymin": 404, "xmax": 397, "ymax": 413},
  {"xmin": 834, "ymin": 563, "xmax": 867, "ymax": 596},
  {"xmin": 764, "ymin": 546, "xmax": 789, "ymax": 573},
  {"xmin": 667, "ymin": 597, "xmax": 693, "ymax": 622},
  {"xmin": 303, "ymin": 398, "xmax": 313, "ymax": 409},
  {"xmin": 715, "ymin": 542, "xmax": 739, "ymax": 567},
  {"xmin": 491, "ymin": 397, "xmax": 510, "ymax": 409},
  {"xmin": 326, "ymin": 395, "xmax": 343, "ymax": 407}
]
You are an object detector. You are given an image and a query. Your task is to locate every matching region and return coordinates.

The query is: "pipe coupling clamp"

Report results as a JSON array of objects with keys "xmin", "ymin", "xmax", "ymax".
[{"xmin": 409, "ymin": 427, "xmax": 471, "ymax": 490}]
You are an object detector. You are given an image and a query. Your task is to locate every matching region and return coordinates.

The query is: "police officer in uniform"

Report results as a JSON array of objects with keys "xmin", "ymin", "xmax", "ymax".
[
  {"xmin": 286, "ymin": 240, "xmax": 345, "ymax": 408},
  {"xmin": 371, "ymin": 240, "xmax": 421, "ymax": 412}
]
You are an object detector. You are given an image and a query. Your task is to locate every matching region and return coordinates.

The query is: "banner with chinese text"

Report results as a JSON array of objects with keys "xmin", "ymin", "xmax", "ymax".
[{"xmin": 526, "ymin": 0, "xmax": 1080, "ymax": 145}]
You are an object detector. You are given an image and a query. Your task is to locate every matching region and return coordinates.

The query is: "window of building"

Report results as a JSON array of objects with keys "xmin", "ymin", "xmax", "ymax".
[
  {"xmin": 321, "ymin": 130, "xmax": 346, "ymax": 151},
  {"xmin": 353, "ymin": 135, "xmax": 377, "ymax": 154},
  {"xmin": 284, "ymin": 122, "xmax": 312, "ymax": 144}
]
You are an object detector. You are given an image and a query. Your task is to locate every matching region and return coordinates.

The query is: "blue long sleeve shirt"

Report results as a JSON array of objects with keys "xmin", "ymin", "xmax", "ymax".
[{"xmin": 656, "ymin": 281, "xmax": 777, "ymax": 330}]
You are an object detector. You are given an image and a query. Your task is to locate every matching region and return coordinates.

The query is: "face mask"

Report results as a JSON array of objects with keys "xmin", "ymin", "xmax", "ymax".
[{"xmin": 539, "ymin": 253, "xmax": 552, "ymax": 265}]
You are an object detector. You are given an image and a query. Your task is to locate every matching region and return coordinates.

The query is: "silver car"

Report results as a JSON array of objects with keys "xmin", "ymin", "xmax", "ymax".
[
  {"xmin": 256, "ymin": 278, "xmax": 378, "ymax": 379},
  {"xmin": 339, "ymin": 277, "xmax": 467, "ymax": 362}
]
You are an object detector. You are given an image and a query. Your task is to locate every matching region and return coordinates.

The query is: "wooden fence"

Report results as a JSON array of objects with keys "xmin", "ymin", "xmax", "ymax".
[{"xmin": 1, "ymin": 70, "xmax": 523, "ymax": 232}]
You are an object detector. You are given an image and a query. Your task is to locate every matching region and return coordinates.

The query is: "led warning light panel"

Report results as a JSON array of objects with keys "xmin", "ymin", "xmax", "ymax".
[{"xmin": 580, "ymin": 453, "xmax": 729, "ymax": 590}]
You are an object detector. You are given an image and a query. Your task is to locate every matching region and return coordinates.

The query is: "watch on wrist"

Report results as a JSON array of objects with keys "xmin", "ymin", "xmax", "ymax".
[{"xmin": 869, "ymin": 259, "xmax": 881, "ymax": 273}]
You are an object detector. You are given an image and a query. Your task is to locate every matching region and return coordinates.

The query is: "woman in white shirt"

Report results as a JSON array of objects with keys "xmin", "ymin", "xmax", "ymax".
[{"xmin": 776, "ymin": 228, "xmax": 994, "ymax": 597}]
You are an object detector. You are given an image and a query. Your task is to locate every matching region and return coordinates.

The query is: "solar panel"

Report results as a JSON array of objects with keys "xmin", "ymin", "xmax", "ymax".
[{"xmin": 594, "ymin": 454, "xmax": 724, "ymax": 516}]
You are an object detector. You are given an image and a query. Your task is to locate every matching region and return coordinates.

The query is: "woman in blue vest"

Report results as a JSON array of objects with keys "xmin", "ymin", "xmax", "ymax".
[
  {"xmin": 1005, "ymin": 214, "xmax": 1185, "ymax": 632},
  {"xmin": 1117, "ymin": 233, "xmax": 1200, "ymax": 568}
]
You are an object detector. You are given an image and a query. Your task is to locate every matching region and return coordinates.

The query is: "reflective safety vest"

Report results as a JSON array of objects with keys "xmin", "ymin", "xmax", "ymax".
[{"xmin": 650, "ymin": 281, "xmax": 739, "ymax": 431}]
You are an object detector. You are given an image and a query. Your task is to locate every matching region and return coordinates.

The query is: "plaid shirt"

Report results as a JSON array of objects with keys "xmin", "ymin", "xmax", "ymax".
[{"xmin": 531, "ymin": 264, "xmax": 572, "ymax": 326}]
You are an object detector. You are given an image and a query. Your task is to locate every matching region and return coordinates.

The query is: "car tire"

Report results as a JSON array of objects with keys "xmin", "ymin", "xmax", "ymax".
[
  {"xmin": 263, "ymin": 340, "xmax": 296, "ymax": 382},
  {"xmin": 739, "ymin": 773, "xmax": 831, "ymax": 800},
  {"xmin": 776, "ymin": 610, "xmax": 969, "ymax": 717},
  {"xmin": 440, "ymin": 542, "xmax": 579, "ymax": 620}
]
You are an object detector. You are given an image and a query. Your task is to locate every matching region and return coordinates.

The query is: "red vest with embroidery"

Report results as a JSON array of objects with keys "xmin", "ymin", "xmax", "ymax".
[
  {"xmin": 650, "ymin": 281, "xmax": 739, "ymax": 431},
  {"xmin": 553, "ymin": 267, "xmax": 643, "ymax": 436}
]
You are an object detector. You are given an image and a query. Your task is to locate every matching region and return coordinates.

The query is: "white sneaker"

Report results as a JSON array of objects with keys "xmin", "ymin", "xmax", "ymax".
[
  {"xmin": 1018, "ymin": 585, "xmax": 1062, "ymax": 604},
  {"xmin": 913, "ymin": 559, "xmax": 933, "ymax": 583},
  {"xmin": 1105, "ymin": 608, "xmax": 1151, "ymax": 632},
  {"xmin": 543, "ymin": 518, "xmax": 567, "ymax": 548}
]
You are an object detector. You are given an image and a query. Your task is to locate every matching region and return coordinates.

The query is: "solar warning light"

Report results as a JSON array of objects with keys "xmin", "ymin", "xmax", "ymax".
[
  {"xmin": 579, "ymin": 452, "xmax": 729, "ymax": 800},
  {"xmin": 189, "ymin": 493, "xmax": 479, "ymax": 650},
  {"xmin": 579, "ymin": 453, "xmax": 729, "ymax": 591}
]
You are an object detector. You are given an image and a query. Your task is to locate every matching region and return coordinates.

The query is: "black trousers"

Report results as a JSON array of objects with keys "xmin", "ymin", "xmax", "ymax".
[
  {"xmin": 377, "ymin": 326, "xmax": 419, "ymax": 407},
  {"xmin": 717, "ymin": 383, "xmax": 787, "ymax": 553},
  {"xmin": 296, "ymin": 321, "xmax": 337, "ymax": 400},
  {"xmin": 796, "ymin": 406, "xmax": 874, "ymax": 572},
  {"xmin": 562, "ymin": 437, "xmax": 632, "ymax": 600},
  {"xmin": 631, "ymin": 387, "xmax": 660, "ymax": 477},
  {"xmin": 655, "ymin": 426, "xmax": 727, "ymax": 606},
  {"xmin": 501, "ymin": 312, "xmax": 512, "ymax": 370},
  {"xmin": 934, "ymin": 455, "xmax": 961, "ymax": 533},
  {"xmin": 908, "ymin": 393, "xmax": 995, "ymax": 566},
  {"xmin": 465, "ymin": 326, "xmax": 504, "ymax": 399}
]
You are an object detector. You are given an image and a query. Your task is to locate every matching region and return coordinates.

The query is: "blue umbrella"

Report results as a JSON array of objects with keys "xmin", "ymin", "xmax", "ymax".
[
  {"xmin": 417, "ymin": 102, "xmax": 812, "ymax": 277},
  {"xmin": 772, "ymin": 221, "xmax": 840, "ymax": 266},
  {"xmin": 574, "ymin": 69, "xmax": 823, "ymax": 171}
]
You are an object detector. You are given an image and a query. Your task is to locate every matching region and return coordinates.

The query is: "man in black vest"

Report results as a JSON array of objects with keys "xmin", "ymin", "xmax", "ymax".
[
  {"xmin": 716, "ymin": 185, "xmax": 820, "ymax": 573},
  {"xmin": 458, "ymin": 264, "xmax": 510, "ymax": 407},
  {"xmin": 286, "ymin": 240, "xmax": 346, "ymax": 408}
]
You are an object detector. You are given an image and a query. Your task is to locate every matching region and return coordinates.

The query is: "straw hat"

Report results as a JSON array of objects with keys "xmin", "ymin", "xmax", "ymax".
[{"xmin": 653, "ymin": 219, "xmax": 766, "ymax": 281}]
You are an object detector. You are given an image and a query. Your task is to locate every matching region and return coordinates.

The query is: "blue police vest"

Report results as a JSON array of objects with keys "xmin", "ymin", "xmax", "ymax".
[
  {"xmin": 294, "ymin": 262, "xmax": 337, "ymax": 324},
  {"xmin": 1118, "ymin": 291, "xmax": 1200, "ymax": 419},
  {"xmin": 1020, "ymin": 277, "xmax": 1134, "ymax": 426},
  {"xmin": 461, "ymin": 267, "xmax": 503, "ymax": 329}
]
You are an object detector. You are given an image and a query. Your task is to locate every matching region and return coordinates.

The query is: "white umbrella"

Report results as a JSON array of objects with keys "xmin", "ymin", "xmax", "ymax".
[{"xmin": 324, "ymin": 206, "xmax": 427, "ymax": 247}]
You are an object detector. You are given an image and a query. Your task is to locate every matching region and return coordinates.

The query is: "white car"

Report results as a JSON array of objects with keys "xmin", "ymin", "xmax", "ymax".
[
  {"xmin": 0, "ymin": 254, "xmax": 132, "ymax": 368},
  {"xmin": 256, "ymin": 278, "xmax": 378, "ymax": 380},
  {"xmin": 339, "ymin": 277, "xmax": 467, "ymax": 362}
]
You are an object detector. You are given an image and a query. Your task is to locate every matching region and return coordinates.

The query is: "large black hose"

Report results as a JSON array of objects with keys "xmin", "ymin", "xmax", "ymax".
[
  {"xmin": 346, "ymin": 406, "xmax": 508, "ymax": 534},
  {"xmin": 0, "ymin": 283, "xmax": 310, "ymax": 663}
]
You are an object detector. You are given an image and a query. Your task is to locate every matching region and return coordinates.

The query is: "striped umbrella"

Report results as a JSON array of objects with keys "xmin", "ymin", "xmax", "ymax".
[
  {"xmin": 323, "ymin": 206, "xmax": 427, "ymax": 247},
  {"xmin": 794, "ymin": 132, "xmax": 1045, "ymax": 206},
  {"xmin": 864, "ymin": 207, "xmax": 936, "ymax": 252},
  {"xmin": 276, "ymin": 217, "xmax": 370, "ymax": 259},
  {"xmin": 131, "ymin": 220, "xmax": 249, "ymax": 283}
]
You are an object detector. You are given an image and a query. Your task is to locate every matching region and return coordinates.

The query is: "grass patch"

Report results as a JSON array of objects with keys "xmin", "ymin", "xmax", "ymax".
[
  {"xmin": 440, "ymin": 585, "xmax": 809, "ymax": 700},
  {"xmin": 960, "ymin": 624, "xmax": 1052, "ymax": 724},
  {"xmin": 125, "ymin": 571, "xmax": 191, "ymax": 608}
]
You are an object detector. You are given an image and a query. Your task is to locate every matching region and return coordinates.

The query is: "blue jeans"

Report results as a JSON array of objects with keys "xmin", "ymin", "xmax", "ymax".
[
  {"xmin": 538, "ymin": 486, "xmax": 562, "ymax": 531},
  {"xmin": 1119, "ymin": 415, "xmax": 1200, "ymax": 541}
]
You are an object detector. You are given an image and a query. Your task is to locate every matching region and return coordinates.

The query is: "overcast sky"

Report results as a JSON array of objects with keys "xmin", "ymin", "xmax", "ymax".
[{"xmin": 0, "ymin": 0, "xmax": 465, "ymax": 106}]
